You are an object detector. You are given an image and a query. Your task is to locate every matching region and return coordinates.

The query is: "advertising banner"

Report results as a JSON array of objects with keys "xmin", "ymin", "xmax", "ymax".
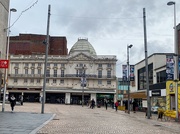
[
  {"xmin": 166, "ymin": 55, "xmax": 174, "ymax": 80},
  {"xmin": 130, "ymin": 65, "xmax": 134, "ymax": 81},
  {"xmin": 122, "ymin": 65, "xmax": 127, "ymax": 81}
]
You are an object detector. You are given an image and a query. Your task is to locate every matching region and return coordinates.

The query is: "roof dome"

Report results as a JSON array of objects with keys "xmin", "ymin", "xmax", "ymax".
[{"xmin": 69, "ymin": 38, "xmax": 97, "ymax": 56}]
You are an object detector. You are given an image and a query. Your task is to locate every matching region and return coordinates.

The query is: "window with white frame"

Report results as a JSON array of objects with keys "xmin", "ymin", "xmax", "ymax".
[
  {"xmin": 37, "ymin": 79, "xmax": 40, "ymax": 83},
  {"xmin": 15, "ymin": 63, "xmax": 19, "ymax": 67},
  {"xmin": 53, "ymin": 79, "xmax": 56, "ymax": 83},
  {"xmin": 60, "ymin": 79, "xmax": 64, "ymax": 84},
  {"xmin": 98, "ymin": 64, "xmax": 102, "ymax": 68},
  {"xmin": 31, "ymin": 69, "xmax": 35, "ymax": 75},
  {"xmin": 107, "ymin": 70, "xmax": 111, "ymax": 78},
  {"xmin": 30, "ymin": 79, "xmax": 34, "ymax": 83},
  {"xmin": 38, "ymin": 69, "xmax": 41, "ymax": 75},
  {"xmin": 61, "ymin": 63, "xmax": 65, "ymax": 67},
  {"xmin": 107, "ymin": 80, "xmax": 111, "ymax": 85},
  {"xmin": 61, "ymin": 70, "xmax": 64, "ymax": 77},
  {"xmin": 24, "ymin": 79, "xmax": 28, "ymax": 83},
  {"xmin": 54, "ymin": 70, "xmax": 57, "ymax": 77},
  {"xmin": 46, "ymin": 69, "xmax": 50, "ymax": 77},
  {"xmin": 25, "ymin": 69, "xmax": 28, "ymax": 74},
  {"xmin": 98, "ymin": 80, "xmax": 102, "ymax": 84},
  {"xmin": 14, "ymin": 78, "xmax": 18, "ymax": 83},
  {"xmin": 25, "ymin": 63, "xmax": 28, "ymax": 67},
  {"xmin": 54, "ymin": 63, "xmax": 57, "ymax": 67},
  {"xmin": 47, "ymin": 63, "xmax": 50, "ymax": 67},
  {"xmin": 107, "ymin": 63, "xmax": 111, "ymax": 67},
  {"xmin": 38, "ymin": 63, "xmax": 41, "ymax": 67},
  {"xmin": 98, "ymin": 70, "xmax": 102, "ymax": 78},
  {"xmin": 15, "ymin": 69, "xmax": 18, "ymax": 75},
  {"xmin": 46, "ymin": 79, "xmax": 49, "ymax": 83},
  {"xmin": 32, "ymin": 63, "xmax": 35, "ymax": 67}
]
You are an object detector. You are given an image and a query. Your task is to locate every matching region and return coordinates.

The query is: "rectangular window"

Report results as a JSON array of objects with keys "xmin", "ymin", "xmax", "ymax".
[
  {"xmin": 37, "ymin": 79, "xmax": 40, "ymax": 83},
  {"xmin": 53, "ymin": 79, "xmax": 56, "ymax": 83},
  {"xmin": 30, "ymin": 79, "xmax": 34, "ymax": 83},
  {"xmin": 47, "ymin": 63, "xmax": 50, "ymax": 67},
  {"xmin": 61, "ymin": 70, "xmax": 64, "ymax": 77},
  {"xmin": 15, "ymin": 69, "xmax": 18, "ymax": 75},
  {"xmin": 54, "ymin": 63, "xmax": 58, "ymax": 67},
  {"xmin": 31, "ymin": 69, "xmax": 35, "ymax": 75},
  {"xmin": 107, "ymin": 70, "xmax": 111, "ymax": 78},
  {"xmin": 14, "ymin": 79, "xmax": 18, "ymax": 83},
  {"xmin": 24, "ymin": 79, "xmax": 28, "ymax": 83},
  {"xmin": 157, "ymin": 70, "xmax": 166, "ymax": 83},
  {"xmin": 32, "ymin": 63, "xmax": 35, "ymax": 67},
  {"xmin": 98, "ymin": 64, "xmax": 102, "ymax": 68},
  {"xmin": 25, "ymin": 63, "xmax": 28, "ymax": 67},
  {"xmin": 54, "ymin": 70, "xmax": 57, "ymax": 77},
  {"xmin": 98, "ymin": 80, "xmax": 102, "ymax": 84},
  {"xmin": 107, "ymin": 63, "xmax": 111, "ymax": 67},
  {"xmin": 98, "ymin": 70, "xmax": 102, "ymax": 78},
  {"xmin": 107, "ymin": 80, "xmax": 111, "ymax": 85},
  {"xmin": 46, "ymin": 70, "xmax": 50, "ymax": 77},
  {"xmin": 61, "ymin": 63, "xmax": 65, "ymax": 67},
  {"xmin": 60, "ymin": 79, "xmax": 64, "ymax": 84},
  {"xmin": 38, "ymin": 69, "xmax": 41, "ymax": 75},
  {"xmin": 15, "ymin": 63, "xmax": 19, "ymax": 67},
  {"xmin": 38, "ymin": 63, "xmax": 41, "ymax": 67},
  {"xmin": 25, "ymin": 69, "xmax": 28, "ymax": 74},
  {"xmin": 46, "ymin": 79, "xmax": 49, "ymax": 83}
]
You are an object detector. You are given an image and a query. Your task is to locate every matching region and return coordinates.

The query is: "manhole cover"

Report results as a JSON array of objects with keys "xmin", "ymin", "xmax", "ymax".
[
  {"xmin": 154, "ymin": 124, "xmax": 161, "ymax": 127},
  {"xmin": 53, "ymin": 118, "xmax": 59, "ymax": 120}
]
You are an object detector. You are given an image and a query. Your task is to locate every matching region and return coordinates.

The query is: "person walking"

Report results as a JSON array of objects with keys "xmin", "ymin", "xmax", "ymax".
[
  {"xmin": 132, "ymin": 100, "xmax": 138, "ymax": 113},
  {"xmin": 9, "ymin": 94, "xmax": 16, "ymax": 112},
  {"xmin": 91, "ymin": 99, "xmax": 95, "ymax": 109},
  {"xmin": 115, "ymin": 101, "xmax": 119, "ymax": 112},
  {"xmin": 104, "ymin": 97, "xmax": 108, "ymax": 110}
]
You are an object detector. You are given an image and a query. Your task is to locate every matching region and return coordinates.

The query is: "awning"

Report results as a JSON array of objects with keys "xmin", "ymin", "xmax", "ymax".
[{"xmin": 130, "ymin": 91, "xmax": 147, "ymax": 99}]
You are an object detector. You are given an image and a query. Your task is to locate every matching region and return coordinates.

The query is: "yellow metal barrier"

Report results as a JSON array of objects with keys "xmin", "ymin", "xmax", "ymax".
[{"xmin": 118, "ymin": 106, "xmax": 125, "ymax": 111}]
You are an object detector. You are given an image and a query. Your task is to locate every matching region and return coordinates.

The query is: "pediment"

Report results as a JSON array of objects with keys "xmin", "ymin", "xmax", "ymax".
[{"xmin": 68, "ymin": 53, "xmax": 95, "ymax": 61}]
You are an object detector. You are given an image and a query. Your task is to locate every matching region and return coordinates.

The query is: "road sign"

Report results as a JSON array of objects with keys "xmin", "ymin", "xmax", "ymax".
[{"xmin": 0, "ymin": 60, "xmax": 9, "ymax": 68}]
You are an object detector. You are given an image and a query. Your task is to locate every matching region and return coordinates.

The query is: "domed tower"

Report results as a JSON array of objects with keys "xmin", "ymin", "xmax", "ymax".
[{"xmin": 69, "ymin": 38, "xmax": 97, "ymax": 56}]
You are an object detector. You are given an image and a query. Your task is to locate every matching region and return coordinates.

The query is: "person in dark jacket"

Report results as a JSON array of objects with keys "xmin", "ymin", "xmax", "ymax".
[
  {"xmin": 132, "ymin": 100, "xmax": 138, "ymax": 113},
  {"xmin": 91, "ymin": 99, "xmax": 95, "ymax": 109},
  {"xmin": 9, "ymin": 94, "xmax": 16, "ymax": 112}
]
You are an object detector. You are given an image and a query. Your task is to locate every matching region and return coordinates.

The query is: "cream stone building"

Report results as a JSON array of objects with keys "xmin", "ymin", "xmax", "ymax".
[{"xmin": 7, "ymin": 38, "xmax": 117, "ymax": 105}]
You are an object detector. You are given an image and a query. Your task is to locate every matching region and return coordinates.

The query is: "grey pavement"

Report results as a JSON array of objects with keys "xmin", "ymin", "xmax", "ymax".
[{"xmin": 0, "ymin": 103, "xmax": 180, "ymax": 134}]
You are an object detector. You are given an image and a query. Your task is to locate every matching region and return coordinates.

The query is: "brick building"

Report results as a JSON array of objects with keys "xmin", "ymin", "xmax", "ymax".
[{"xmin": 9, "ymin": 34, "xmax": 67, "ymax": 55}]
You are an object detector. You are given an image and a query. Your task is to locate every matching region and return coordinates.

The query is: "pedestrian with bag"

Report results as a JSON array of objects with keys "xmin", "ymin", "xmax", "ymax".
[{"xmin": 9, "ymin": 94, "xmax": 16, "ymax": 112}]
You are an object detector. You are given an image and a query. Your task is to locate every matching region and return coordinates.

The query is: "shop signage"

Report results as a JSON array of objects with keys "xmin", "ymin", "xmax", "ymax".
[
  {"xmin": 152, "ymin": 90, "xmax": 161, "ymax": 96},
  {"xmin": 0, "ymin": 60, "xmax": 9, "ymax": 68}
]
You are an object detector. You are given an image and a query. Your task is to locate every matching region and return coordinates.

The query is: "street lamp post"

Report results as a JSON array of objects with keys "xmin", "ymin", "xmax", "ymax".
[
  {"xmin": 81, "ymin": 66, "xmax": 86, "ymax": 107},
  {"xmin": 2, "ymin": 8, "xmax": 17, "ymax": 112},
  {"xmin": 127, "ymin": 44, "xmax": 133, "ymax": 114},
  {"xmin": 167, "ymin": 1, "xmax": 179, "ymax": 121}
]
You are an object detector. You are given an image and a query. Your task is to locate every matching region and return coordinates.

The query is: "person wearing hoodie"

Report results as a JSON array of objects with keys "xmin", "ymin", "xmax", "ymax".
[{"xmin": 9, "ymin": 94, "xmax": 16, "ymax": 112}]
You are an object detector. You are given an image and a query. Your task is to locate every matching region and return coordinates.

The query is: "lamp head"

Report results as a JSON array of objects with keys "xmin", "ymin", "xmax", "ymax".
[
  {"xmin": 167, "ymin": 1, "xmax": 175, "ymax": 6},
  {"xmin": 10, "ymin": 8, "xmax": 17, "ymax": 12},
  {"xmin": 128, "ymin": 44, "xmax": 133, "ymax": 48}
]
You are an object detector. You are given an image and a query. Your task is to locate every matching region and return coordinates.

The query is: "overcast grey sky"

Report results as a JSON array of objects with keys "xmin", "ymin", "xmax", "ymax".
[{"xmin": 9, "ymin": 0, "xmax": 180, "ymax": 77}]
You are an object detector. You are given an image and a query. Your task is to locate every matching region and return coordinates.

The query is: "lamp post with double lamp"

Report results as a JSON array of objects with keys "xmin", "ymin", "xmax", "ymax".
[
  {"xmin": 167, "ymin": 1, "xmax": 179, "ymax": 121},
  {"xmin": 2, "ymin": 8, "xmax": 17, "ymax": 112},
  {"xmin": 127, "ymin": 44, "xmax": 133, "ymax": 114}
]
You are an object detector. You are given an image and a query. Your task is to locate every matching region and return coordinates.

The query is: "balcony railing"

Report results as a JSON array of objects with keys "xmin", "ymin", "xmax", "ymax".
[{"xmin": 9, "ymin": 74, "xmax": 116, "ymax": 79}]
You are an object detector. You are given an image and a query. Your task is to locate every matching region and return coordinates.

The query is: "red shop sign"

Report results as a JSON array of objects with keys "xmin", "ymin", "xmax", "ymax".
[{"xmin": 0, "ymin": 60, "xmax": 9, "ymax": 68}]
